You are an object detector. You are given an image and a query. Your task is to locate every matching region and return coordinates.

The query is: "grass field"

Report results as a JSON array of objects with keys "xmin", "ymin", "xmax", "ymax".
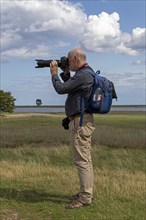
[{"xmin": 0, "ymin": 112, "xmax": 145, "ymax": 220}]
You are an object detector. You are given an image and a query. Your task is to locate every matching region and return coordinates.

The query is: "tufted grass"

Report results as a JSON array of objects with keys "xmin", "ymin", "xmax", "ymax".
[{"xmin": 0, "ymin": 112, "xmax": 145, "ymax": 220}]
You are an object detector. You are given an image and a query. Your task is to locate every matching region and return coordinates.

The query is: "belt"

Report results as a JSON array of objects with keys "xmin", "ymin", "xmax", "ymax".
[
  {"xmin": 69, "ymin": 113, "xmax": 80, "ymax": 121},
  {"xmin": 69, "ymin": 111, "xmax": 91, "ymax": 121}
]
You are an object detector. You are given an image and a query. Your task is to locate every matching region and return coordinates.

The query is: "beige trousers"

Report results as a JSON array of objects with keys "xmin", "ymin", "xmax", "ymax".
[{"xmin": 69, "ymin": 113, "xmax": 95, "ymax": 203}]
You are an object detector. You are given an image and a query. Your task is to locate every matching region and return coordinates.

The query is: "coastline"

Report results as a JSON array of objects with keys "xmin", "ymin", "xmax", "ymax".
[
  {"xmin": 14, "ymin": 105, "xmax": 146, "ymax": 113},
  {"xmin": 15, "ymin": 105, "xmax": 146, "ymax": 108}
]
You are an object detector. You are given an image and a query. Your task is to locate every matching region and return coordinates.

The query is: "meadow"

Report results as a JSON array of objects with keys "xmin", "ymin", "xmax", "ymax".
[{"xmin": 0, "ymin": 112, "xmax": 145, "ymax": 220}]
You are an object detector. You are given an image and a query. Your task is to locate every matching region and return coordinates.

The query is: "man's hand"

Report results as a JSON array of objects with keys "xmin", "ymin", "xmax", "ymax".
[{"xmin": 50, "ymin": 60, "xmax": 58, "ymax": 76}]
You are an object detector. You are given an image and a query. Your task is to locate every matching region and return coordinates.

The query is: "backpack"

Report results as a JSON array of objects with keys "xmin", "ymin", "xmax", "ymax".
[{"xmin": 80, "ymin": 68, "xmax": 117, "ymax": 126}]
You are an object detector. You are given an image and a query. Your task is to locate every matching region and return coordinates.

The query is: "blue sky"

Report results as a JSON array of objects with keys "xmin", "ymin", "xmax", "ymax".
[{"xmin": 1, "ymin": 0, "xmax": 146, "ymax": 106}]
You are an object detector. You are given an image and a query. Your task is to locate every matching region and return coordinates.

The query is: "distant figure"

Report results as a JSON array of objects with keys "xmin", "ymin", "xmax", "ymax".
[
  {"xmin": 50, "ymin": 48, "xmax": 95, "ymax": 209},
  {"xmin": 36, "ymin": 99, "xmax": 42, "ymax": 106}
]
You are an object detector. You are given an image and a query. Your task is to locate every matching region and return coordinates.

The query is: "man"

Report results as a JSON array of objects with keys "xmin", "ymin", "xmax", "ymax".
[{"xmin": 50, "ymin": 48, "xmax": 95, "ymax": 209}]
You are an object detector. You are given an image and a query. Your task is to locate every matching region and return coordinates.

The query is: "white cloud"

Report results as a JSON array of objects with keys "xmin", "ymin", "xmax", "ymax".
[
  {"xmin": 81, "ymin": 12, "xmax": 121, "ymax": 52},
  {"xmin": 106, "ymin": 72, "xmax": 145, "ymax": 88},
  {"xmin": 128, "ymin": 27, "xmax": 146, "ymax": 50},
  {"xmin": 1, "ymin": 0, "xmax": 86, "ymax": 61},
  {"xmin": 1, "ymin": 0, "xmax": 145, "ymax": 62},
  {"xmin": 81, "ymin": 12, "xmax": 146, "ymax": 55},
  {"xmin": 132, "ymin": 60, "xmax": 146, "ymax": 65},
  {"xmin": 1, "ymin": 31, "xmax": 22, "ymax": 51},
  {"xmin": 24, "ymin": 0, "xmax": 86, "ymax": 34},
  {"xmin": 116, "ymin": 27, "xmax": 146, "ymax": 55},
  {"xmin": 2, "ymin": 45, "xmax": 49, "ymax": 59}
]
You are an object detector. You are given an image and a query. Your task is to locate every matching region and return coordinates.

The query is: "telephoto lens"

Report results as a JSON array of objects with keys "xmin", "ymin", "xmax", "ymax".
[
  {"xmin": 35, "ymin": 56, "xmax": 69, "ymax": 69},
  {"xmin": 35, "ymin": 59, "xmax": 60, "ymax": 68}
]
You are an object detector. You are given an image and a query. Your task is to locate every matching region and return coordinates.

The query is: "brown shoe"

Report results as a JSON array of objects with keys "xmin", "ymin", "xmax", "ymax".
[
  {"xmin": 70, "ymin": 193, "xmax": 80, "ymax": 200},
  {"xmin": 66, "ymin": 197, "xmax": 91, "ymax": 209},
  {"xmin": 66, "ymin": 199, "xmax": 83, "ymax": 209}
]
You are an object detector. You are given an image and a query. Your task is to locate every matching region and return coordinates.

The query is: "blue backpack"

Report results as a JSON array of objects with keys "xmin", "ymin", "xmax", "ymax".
[{"xmin": 80, "ymin": 68, "xmax": 117, "ymax": 126}]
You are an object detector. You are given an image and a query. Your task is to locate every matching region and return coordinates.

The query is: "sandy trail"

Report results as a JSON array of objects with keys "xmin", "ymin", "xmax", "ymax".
[{"xmin": 0, "ymin": 113, "xmax": 64, "ymax": 118}]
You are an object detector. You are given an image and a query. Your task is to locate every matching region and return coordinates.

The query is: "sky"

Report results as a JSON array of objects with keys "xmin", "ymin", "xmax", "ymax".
[{"xmin": 0, "ymin": 0, "xmax": 146, "ymax": 106}]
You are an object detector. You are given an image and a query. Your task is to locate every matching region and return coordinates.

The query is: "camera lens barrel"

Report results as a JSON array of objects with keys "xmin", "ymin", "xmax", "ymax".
[
  {"xmin": 35, "ymin": 56, "xmax": 69, "ymax": 68},
  {"xmin": 35, "ymin": 60, "xmax": 60, "ymax": 68}
]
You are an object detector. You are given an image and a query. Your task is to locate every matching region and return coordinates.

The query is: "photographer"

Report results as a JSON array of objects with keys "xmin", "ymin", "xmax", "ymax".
[{"xmin": 50, "ymin": 48, "xmax": 95, "ymax": 209}]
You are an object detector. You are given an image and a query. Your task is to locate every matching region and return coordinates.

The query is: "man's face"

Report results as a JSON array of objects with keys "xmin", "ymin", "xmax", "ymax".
[{"xmin": 67, "ymin": 54, "xmax": 77, "ymax": 71}]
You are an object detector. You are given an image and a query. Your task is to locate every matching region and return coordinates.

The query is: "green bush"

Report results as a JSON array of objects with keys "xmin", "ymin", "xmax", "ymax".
[{"xmin": 0, "ymin": 90, "xmax": 16, "ymax": 113}]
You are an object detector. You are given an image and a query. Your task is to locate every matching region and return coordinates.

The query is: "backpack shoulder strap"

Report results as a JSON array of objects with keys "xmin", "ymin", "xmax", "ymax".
[
  {"xmin": 79, "ymin": 67, "xmax": 99, "ymax": 127},
  {"xmin": 83, "ymin": 68, "xmax": 101, "ymax": 85},
  {"xmin": 83, "ymin": 67, "xmax": 96, "ymax": 77}
]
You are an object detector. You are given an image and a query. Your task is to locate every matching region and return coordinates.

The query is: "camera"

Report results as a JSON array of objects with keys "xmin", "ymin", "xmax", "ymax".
[{"xmin": 35, "ymin": 56, "xmax": 69, "ymax": 69}]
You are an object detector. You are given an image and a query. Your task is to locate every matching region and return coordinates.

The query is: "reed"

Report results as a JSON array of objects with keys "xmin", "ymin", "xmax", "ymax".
[{"xmin": 1, "ymin": 112, "xmax": 145, "ymax": 148}]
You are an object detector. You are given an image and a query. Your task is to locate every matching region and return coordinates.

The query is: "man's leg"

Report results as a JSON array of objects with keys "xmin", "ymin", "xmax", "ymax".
[{"xmin": 69, "ymin": 114, "xmax": 95, "ymax": 204}]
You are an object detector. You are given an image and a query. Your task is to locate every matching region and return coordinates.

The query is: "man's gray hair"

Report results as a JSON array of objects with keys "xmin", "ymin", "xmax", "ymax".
[{"xmin": 68, "ymin": 48, "xmax": 86, "ymax": 61}]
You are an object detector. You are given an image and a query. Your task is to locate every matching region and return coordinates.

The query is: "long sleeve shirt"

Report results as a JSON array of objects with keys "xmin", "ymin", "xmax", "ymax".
[{"xmin": 52, "ymin": 65, "xmax": 94, "ymax": 117}]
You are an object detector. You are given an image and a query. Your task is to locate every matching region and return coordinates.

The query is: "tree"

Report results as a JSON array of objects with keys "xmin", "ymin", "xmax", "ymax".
[
  {"xmin": 36, "ymin": 99, "xmax": 42, "ymax": 106},
  {"xmin": 0, "ymin": 90, "xmax": 16, "ymax": 113}
]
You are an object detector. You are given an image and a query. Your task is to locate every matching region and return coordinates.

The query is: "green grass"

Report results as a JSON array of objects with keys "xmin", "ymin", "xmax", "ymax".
[{"xmin": 0, "ymin": 112, "xmax": 145, "ymax": 220}]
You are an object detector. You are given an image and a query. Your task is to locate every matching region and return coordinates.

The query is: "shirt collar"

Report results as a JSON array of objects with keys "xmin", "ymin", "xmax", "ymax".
[{"xmin": 77, "ymin": 63, "xmax": 89, "ymax": 71}]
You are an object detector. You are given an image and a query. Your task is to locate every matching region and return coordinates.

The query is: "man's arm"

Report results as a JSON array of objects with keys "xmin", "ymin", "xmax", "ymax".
[{"xmin": 50, "ymin": 60, "xmax": 84, "ymax": 94}]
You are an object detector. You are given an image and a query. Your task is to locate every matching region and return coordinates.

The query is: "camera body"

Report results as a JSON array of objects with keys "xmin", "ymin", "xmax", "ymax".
[{"xmin": 35, "ymin": 56, "xmax": 69, "ymax": 69}]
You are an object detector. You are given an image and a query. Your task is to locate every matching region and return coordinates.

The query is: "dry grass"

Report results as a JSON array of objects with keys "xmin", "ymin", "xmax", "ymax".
[
  {"xmin": 0, "ymin": 113, "xmax": 145, "ymax": 220},
  {"xmin": 1, "ymin": 112, "xmax": 145, "ymax": 148},
  {"xmin": 94, "ymin": 168, "xmax": 145, "ymax": 197},
  {"xmin": 1, "ymin": 159, "xmax": 145, "ymax": 198}
]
